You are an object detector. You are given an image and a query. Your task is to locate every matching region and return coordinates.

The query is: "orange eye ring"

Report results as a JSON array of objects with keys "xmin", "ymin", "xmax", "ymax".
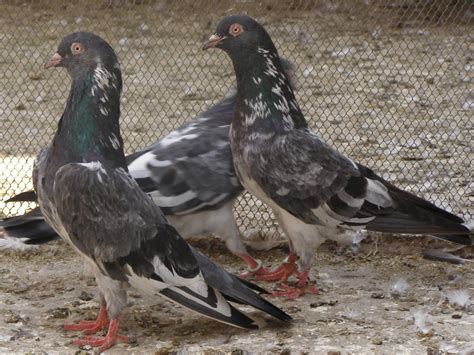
[
  {"xmin": 70, "ymin": 42, "xmax": 85, "ymax": 55},
  {"xmin": 229, "ymin": 23, "xmax": 242, "ymax": 36}
]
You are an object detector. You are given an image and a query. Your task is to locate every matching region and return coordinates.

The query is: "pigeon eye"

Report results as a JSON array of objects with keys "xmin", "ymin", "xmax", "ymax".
[
  {"xmin": 71, "ymin": 42, "xmax": 85, "ymax": 55},
  {"xmin": 229, "ymin": 24, "xmax": 243, "ymax": 36}
]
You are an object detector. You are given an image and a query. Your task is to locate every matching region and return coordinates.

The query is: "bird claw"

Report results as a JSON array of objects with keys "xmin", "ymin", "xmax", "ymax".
[
  {"xmin": 64, "ymin": 306, "xmax": 108, "ymax": 334},
  {"xmin": 253, "ymin": 262, "xmax": 298, "ymax": 282},
  {"xmin": 64, "ymin": 320, "xmax": 108, "ymax": 333},
  {"xmin": 272, "ymin": 282, "xmax": 319, "ymax": 299},
  {"xmin": 239, "ymin": 265, "xmax": 272, "ymax": 279}
]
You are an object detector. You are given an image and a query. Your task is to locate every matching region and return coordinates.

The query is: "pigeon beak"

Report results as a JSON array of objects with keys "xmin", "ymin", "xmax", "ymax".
[
  {"xmin": 203, "ymin": 34, "xmax": 225, "ymax": 50},
  {"xmin": 45, "ymin": 52, "xmax": 63, "ymax": 69}
]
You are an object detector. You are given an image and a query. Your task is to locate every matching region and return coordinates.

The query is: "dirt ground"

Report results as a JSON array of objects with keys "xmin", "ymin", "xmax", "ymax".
[
  {"xmin": 0, "ymin": 236, "xmax": 473, "ymax": 354},
  {"xmin": 0, "ymin": 1, "xmax": 473, "ymax": 354}
]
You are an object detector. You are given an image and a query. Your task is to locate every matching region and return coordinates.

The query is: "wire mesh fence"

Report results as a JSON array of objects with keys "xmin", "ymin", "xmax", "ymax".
[{"xmin": 0, "ymin": 1, "xmax": 472, "ymax": 238}]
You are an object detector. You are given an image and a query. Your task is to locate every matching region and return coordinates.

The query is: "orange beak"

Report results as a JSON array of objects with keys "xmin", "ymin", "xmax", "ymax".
[
  {"xmin": 44, "ymin": 52, "xmax": 63, "ymax": 69},
  {"xmin": 203, "ymin": 34, "xmax": 225, "ymax": 50}
]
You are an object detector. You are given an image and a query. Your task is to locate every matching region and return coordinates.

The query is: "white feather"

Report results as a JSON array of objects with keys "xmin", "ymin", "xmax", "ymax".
[
  {"xmin": 149, "ymin": 190, "xmax": 197, "ymax": 208},
  {"xmin": 366, "ymin": 178, "xmax": 393, "ymax": 208},
  {"xmin": 0, "ymin": 236, "xmax": 38, "ymax": 251}
]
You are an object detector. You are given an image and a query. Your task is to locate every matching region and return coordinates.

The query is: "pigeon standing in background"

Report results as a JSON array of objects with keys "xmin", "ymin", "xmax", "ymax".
[
  {"xmin": 1, "ymin": 59, "xmax": 295, "ymax": 275},
  {"xmin": 34, "ymin": 32, "xmax": 290, "ymax": 351},
  {"xmin": 204, "ymin": 15, "xmax": 472, "ymax": 298}
]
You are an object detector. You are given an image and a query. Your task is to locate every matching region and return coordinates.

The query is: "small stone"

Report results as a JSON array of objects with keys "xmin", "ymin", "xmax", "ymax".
[
  {"xmin": 15, "ymin": 103, "xmax": 26, "ymax": 111},
  {"xmin": 451, "ymin": 313, "xmax": 462, "ymax": 319},
  {"xmin": 4, "ymin": 310, "xmax": 21, "ymax": 323},
  {"xmin": 78, "ymin": 291, "xmax": 94, "ymax": 301},
  {"xmin": 372, "ymin": 338, "xmax": 383, "ymax": 345},
  {"xmin": 287, "ymin": 306, "xmax": 301, "ymax": 313},
  {"xmin": 47, "ymin": 307, "xmax": 70, "ymax": 319},
  {"xmin": 310, "ymin": 299, "xmax": 338, "ymax": 308},
  {"xmin": 29, "ymin": 73, "xmax": 42, "ymax": 80},
  {"xmin": 371, "ymin": 292, "xmax": 385, "ymax": 299}
]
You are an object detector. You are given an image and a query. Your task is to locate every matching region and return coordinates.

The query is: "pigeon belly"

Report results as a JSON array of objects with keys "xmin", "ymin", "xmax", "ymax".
[{"xmin": 234, "ymin": 157, "xmax": 359, "ymax": 256}]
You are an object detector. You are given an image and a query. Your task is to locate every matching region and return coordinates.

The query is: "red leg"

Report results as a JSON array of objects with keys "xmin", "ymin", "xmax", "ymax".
[
  {"xmin": 253, "ymin": 252, "xmax": 298, "ymax": 282},
  {"xmin": 272, "ymin": 270, "xmax": 319, "ymax": 299},
  {"xmin": 238, "ymin": 254, "xmax": 272, "ymax": 278},
  {"xmin": 64, "ymin": 306, "xmax": 109, "ymax": 334},
  {"xmin": 73, "ymin": 318, "xmax": 128, "ymax": 352}
]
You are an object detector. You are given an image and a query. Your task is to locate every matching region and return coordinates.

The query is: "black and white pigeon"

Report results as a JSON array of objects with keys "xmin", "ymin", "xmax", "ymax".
[
  {"xmin": 203, "ymin": 15, "xmax": 473, "ymax": 298},
  {"xmin": 33, "ymin": 31, "xmax": 290, "ymax": 351},
  {"xmin": 1, "ymin": 59, "xmax": 294, "ymax": 275}
]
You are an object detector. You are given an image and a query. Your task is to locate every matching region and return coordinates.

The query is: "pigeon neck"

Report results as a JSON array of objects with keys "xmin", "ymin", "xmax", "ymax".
[
  {"xmin": 232, "ymin": 46, "xmax": 307, "ymax": 136},
  {"xmin": 53, "ymin": 65, "xmax": 127, "ymax": 168}
]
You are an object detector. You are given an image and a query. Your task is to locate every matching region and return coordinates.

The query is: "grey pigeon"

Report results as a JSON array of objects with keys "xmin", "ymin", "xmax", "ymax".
[
  {"xmin": 1, "ymin": 60, "xmax": 295, "ymax": 275},
  {"xmin": 33, "ymin": 31, "xmax": 290, "ymax": 351},
  {"xmin": 203, "ymin": 15, "xmax": 472, "ymax": 298}
]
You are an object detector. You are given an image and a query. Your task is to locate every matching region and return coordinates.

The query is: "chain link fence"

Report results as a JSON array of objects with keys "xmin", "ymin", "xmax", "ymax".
[{"xmin": 0, "ymin": 1, "xmax": 472, "ymax": 237}]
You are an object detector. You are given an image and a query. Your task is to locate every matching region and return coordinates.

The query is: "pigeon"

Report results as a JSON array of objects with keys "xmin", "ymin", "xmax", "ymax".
[
  {"xmin": 1, "ymin": 58, "xmax": 294, "ymax": 274},
  {"xmin": 203, "ymin": 15, "xmax": 472, "ymax": 298},
  {"xmin": 33, "ymin": 31, "xmax": 290, "ymax": 351}
]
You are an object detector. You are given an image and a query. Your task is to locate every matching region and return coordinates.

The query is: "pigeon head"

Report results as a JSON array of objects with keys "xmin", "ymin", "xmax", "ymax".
[
  {"xmin": 204, "ymin": 16, "xmax": 307, "ymax": 132},
  {"xmin": 203, "ymin": 15, "xmax": 275, "ymax": 54},
  {"xmin": 48, "ymin": 32, "xmax": 126, "ymax": 168},
  {"xmin": 46, "ymin": 32, "xmax": 120, "ymax": 81}
]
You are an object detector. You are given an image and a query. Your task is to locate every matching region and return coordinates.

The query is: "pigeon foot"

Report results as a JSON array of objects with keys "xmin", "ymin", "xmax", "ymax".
[
  {"xmin": 254, "ymin": 261, "xmax": 298, "ymax": 282},
  {"xmin": 73, "ymin": 318, "xmax": 128, "ymax": 352},
  {"xmin": 64, "ymin": 306, "xmax": 108, "ymax": 334},
  {"xmin": 272, "ymin": 283, "xmax": 319, "ymax": 299},
  {"xmin": 250, "ymin": 253, "xmax": 299, "ymax": 282},
  {"xmin": 238, "ymin": 255, "xmax": 273, "ymax": 278},
  {"xmin": 271, "ymin": 271, "xmax": 319, "ymax": 299}
]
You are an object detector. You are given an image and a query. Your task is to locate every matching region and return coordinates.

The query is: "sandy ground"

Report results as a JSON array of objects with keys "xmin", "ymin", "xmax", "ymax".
[
  {"xmin": 0, "ymin": 1, "xmax": 473, "ymax": 354},
  {"xmin": 0, "ymin": 236, "xmax": 473, "ymax": 354}
]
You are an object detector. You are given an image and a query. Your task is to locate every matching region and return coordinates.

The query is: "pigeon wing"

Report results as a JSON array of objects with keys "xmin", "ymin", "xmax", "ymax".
[
  {"xmin": 251, "ymin": 129, "xmax": 364, "ymax": 226},
  {"xmin": 127, "ymin": 97, "xmax": 241, "ymax": 215},
  {"xmin": 251, "ymin": 130, "xmax": 471, "ymax": 241},
  {"xmin": 52, "ymin": 162, "xmax": 200, "ymax": 279}
]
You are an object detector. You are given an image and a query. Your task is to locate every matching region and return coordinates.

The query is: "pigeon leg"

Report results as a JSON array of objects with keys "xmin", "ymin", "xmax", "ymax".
[
  {"xmin": 64, "ymin": 305, "xmax": 109, "ymax": 333},
  {"xmin": 252, "ymin": 252, "xmax": 298, "ymax": 282},
  {"xmin": 272, "ymin": 270, "xmax": 319, "ymax": 299},
  {"xmin": 73, "ymin": 318, "xmax": 128, "ymax": 352},
  {"xmin": 238, "ymin": 254, "xmax": 272, "ymax": 278}
]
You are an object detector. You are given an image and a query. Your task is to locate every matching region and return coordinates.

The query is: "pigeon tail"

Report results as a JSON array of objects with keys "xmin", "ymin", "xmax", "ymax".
[
  {"xmin": 5, "ymin": 190, "xmax": 37, "ymax": 203},
  {"xmin": 193, "ymin": 250, "xmax": 292, "ymax": 322},
  {"xmin": 360, "ymin": 166, "xmax": 472, "ymax": 245},
  {"xmin": 159, "ymin": 286, "xmax": 260, "ymax": 329},
  {"xmin": 0, "ymin": 207, "xmax": 59, "ymax": 246}
]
